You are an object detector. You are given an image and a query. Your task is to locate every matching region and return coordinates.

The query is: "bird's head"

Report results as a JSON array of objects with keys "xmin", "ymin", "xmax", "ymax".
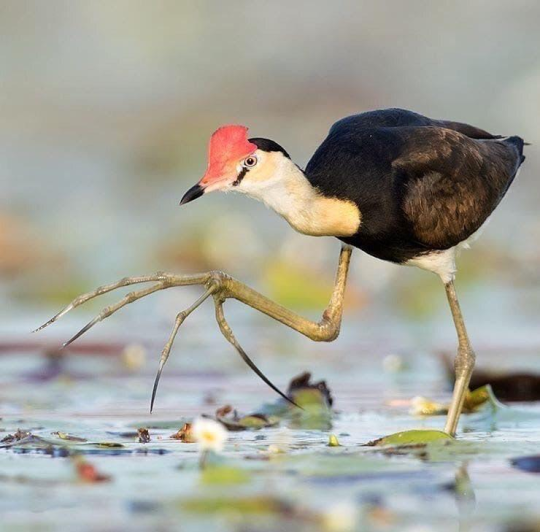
[{"xmin": 180, "ymin": 125, "xmax": 295, "ymax": 206}]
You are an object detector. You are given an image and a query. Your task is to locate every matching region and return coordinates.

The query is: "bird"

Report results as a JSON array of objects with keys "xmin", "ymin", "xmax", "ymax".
[{"xmin": 35, "ymin": 108, "xmax": 525, "ymax": 437}]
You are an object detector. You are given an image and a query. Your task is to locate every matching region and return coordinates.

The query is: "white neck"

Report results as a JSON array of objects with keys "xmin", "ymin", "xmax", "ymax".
[{"xmin": 237, "ymin": 154, "xmax": 361, "ymax": 237}]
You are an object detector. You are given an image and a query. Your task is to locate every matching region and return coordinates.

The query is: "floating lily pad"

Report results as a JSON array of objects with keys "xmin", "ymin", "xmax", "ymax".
[
  {"xmin": 182, "ymin": 496, "xmax": 289, "ymax": 515},
  {"xmin": 215, "ymin": 406, "xmax": 279, "ymax": 431},
  {"xmin": 213, "ymin": 372, "xmax": 333, "ymax": 431},
  {"xmin": 51, "ymin": 432, "xmax": 87, "ymax": 442},
  {"xmin": 200, "ymin": 466, "xmax": 252, "ymax": 485},
  {"xmin": 368, "ymin": 430, "xmax": 454, "ymax": 447}
]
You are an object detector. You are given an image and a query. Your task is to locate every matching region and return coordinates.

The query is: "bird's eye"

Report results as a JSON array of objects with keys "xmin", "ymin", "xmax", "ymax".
[{"xmin": 243, "ymin": 156, "xmax": 258, "ymax": 168}]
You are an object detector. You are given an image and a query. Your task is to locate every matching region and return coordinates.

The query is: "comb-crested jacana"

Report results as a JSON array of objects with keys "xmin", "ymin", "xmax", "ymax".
[{"xmin": 36, "ymin": 108, "xmax": 525, "ymax": 437}]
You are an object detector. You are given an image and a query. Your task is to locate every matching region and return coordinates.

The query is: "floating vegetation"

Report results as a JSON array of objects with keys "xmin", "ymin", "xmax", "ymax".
[
  {"xmin": 73, "ymin": 456, "xmax": 111, "ymax": 483},
  {"xmin": 215, "ymin": 405, "xmax": 279, "ymax": 431},
  {"xmin": 367, "ymin": 430, "xmax": 453, "ymax": 447},
  {"xmin": 170, "ymin": 423, "xmax": 196, "ymax": 443},
  {"xmin": 137, "ymin": 428, "xmax": 151, "ymax": 444},
  {"xmin": 328, "ymin": 434, "xmax": 341, "ymax": 447},
  {"xmin": 1, "ymin": 347, "xmax": 540, "ymax": 529}
]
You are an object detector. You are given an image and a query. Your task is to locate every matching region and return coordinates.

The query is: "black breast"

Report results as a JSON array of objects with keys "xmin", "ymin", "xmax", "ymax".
[{"xmin": 305, "ymin": 109, "xmax": 525, "ymax": 264}]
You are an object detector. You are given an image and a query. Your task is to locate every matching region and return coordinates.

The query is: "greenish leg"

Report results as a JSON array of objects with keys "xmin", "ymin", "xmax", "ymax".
[
  {"xmin": 443, "ymin": 280, "xmax": 476, "ymax": 436},
  {"xmin": 35, "ymin": 245, "xmax": 353, "ymax": 410}
]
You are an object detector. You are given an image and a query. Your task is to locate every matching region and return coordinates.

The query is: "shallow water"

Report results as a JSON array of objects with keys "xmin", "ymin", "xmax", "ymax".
[{"xmin": 1, "ymin": 300, "xmax": 540, "ymax": 532}]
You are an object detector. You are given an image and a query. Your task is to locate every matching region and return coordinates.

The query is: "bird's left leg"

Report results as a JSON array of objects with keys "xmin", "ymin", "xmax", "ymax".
[
  {"xmin": 149, "ymin": 244, "xmax": 352, "ymax": 409},
  {"xmin": 443, "ymin": 281, "xmax": 476, "ymax": 436},
  {"xmin": 36, "ymin": 246, "xmax": 353, "ymax": 410}
]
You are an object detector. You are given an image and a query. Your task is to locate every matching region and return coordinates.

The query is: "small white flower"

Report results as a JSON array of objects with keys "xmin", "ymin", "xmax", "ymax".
[
  {"xmin": 267, "ymin": 444, "xmax": 285, "ymax": 454},
  {"xmin": 192, "ymin": 418, "xmax": 228, "ymax": 452},
  {"xmin": 409, "ymin": 396, "xmax": 447, "ymax": 416},
  {"xmin": 322, "ymin": 502, "xmax": 359, "ymax": 531}
]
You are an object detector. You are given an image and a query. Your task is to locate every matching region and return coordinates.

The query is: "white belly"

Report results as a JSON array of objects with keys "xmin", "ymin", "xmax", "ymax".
[{"xmin": 405, "ymin": 215, "xmax": 492, "ymax": 284}]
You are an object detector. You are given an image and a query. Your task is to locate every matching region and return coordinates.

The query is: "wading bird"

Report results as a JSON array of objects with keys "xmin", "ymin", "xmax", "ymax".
[{"xmin": 36, "ymin": 109, "xmax": 525, "ymax": 437}]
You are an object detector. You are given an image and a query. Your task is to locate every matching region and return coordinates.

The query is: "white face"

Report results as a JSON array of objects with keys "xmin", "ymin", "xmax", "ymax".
[{"xmin": 232, "ymin": 150, "xmax": 296, "ymax": 200}]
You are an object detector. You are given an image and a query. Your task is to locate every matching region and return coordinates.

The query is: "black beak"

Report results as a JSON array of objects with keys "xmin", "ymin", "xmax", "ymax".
[{"xmin": 180, "ymin": 184, "xmax": 204, "ymax": 206}]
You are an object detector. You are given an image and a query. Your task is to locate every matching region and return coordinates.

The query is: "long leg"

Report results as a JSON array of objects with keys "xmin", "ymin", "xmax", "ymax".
[
  {"xmin": 36, "ymin": 245, "xmax": 353, "ymax": 408},
  {"xmin": 443, "ymin": 281, "xmax": 476, "ymax": 436},
  {"xmin": 219, "ymin": 244, "xmax": 353, "ymax": 342}
]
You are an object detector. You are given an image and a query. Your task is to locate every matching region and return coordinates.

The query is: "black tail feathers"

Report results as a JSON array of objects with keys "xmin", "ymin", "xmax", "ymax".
[{"xmin": 504, "ymin": 136, "xmax": 526, "ymax": 164}]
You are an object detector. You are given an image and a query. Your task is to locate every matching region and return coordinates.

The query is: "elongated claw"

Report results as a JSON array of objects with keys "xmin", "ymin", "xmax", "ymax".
[
  {"xmin": 150, "ymin": 288, "xmax": 215, "ymax": 412},
  {"xmin": 61, "ymin": 283, "xmax": 166, "ymax": 349},
  {"xmin": 33, "ymin": 273, "xmax": 177, "ymax": 333},
  {"xmin": 33, "ymin": 305, "xmax": 75, "ymax": 333},
  {"xmin": 62, "ymin": 317, "xmax": 100, "ymax": 349},
  {"xmin": 32, "ymin": 259, "xmax": 346, "ymax": 410},
  {"xmin": 214, "ymin": 301, "xmax": 302, "ymax": 410},
  {"xmin": 150, "ymin": 359, "xmax": 166, "ymax": 414}
]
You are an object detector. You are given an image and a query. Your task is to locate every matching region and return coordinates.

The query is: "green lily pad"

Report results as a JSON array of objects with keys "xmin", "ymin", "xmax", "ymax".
[
  {"xmin": 368, "ymin": 429, "xmax": 454, "ymax": 446},
  {"xmin": 215, "ymin": 405, "xmax": 279, "ymax": 431},
  {"xmin": 201, "ymin": 466, "xmax": 252, "ymax": 486},
  {"xmin": 182, "ymin": 496, "xmax": 286, "ymax": 515}
]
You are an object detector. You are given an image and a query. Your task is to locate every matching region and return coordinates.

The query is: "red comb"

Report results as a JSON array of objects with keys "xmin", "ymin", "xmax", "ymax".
[{"xmin": 202, "ymin": 125, "xmax": 257, "ymax": 183}]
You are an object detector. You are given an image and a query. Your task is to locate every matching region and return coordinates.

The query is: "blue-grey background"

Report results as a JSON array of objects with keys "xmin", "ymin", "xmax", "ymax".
[{"xmin": 1, "ymin": 0, "xmax": 539, "ymax": 352}]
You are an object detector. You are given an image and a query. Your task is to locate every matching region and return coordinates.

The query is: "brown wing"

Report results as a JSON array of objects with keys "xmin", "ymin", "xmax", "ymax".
[
  {"xmin": 394, "ymin": 127, "xmax": 524, "ymax": 250},
  {"xmin": 435, "ymin": 119, "xmax": 500, "ymax": 140}
]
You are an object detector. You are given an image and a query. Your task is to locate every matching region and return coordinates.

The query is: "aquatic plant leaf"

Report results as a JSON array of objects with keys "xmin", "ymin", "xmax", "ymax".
[
  {"xmin": 238, "ymin": 415, "xmax": 279, "ymax": 429},
  {"xmin": 408, "ymin": 385, "xmax": 503, "ymax": 418},
  {"xmin": 287, "ymin": 372, "xmax": 333, "ymax": 408},
  {"xmin": 328, "ymin": 434, "xmax": 341, "ymax": 447},
  {"xmin": 368, "ymin": 429, "xmax": 453, "ymax": 446},
  {"xmin": 255, "ymin": 372, "xmax": 334, "ymax": 430},
  {"xmin": 182, "ymin": 496, "xmax": 288, "ymax": 515},
  {"xmin": 443, "ymin": 356, "xmax": 540, "ymax": 402},
  {"xmin": 463, "ymin": 384, "xmax": 502, "ymax": 411},
  {"xmin": 215, "ymin": 406, "xmax": 279, "ymax": 431},
  {"xmin": 200, "ymin": 466, "xmax": 252, "ymax": 485},
  {"xmin": 137, "ymin": 428, "xmax": 151, "ymax": 443},
  {"xmin": 0, "ymin": 430, "xmax": 49, "ymax": 448},
  {"xmin": 511, "ymin": 455, "xmax": 540, "ymax": 473},
  {"xmin": 51, "ymin": 432, "xmax": 87, "ymax": 442},
  {"xmin": 170, "ymin": 423, "xmax": 196, "ymax": 442},
  {"xmin": 254, "ymin": 372, "xmax": 334, "ymax": 430},
  {"xmin": 1, "ymin": 429, "xmax": 32, "ymax": 444}
]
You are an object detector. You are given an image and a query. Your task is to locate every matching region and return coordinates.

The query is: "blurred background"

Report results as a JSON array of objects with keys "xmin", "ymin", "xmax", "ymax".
[
  {"xmin": 2, "ymin": 4, "xmax": 540, "ymax": 529},
  {"xmin": 1, "ymin": 0, "xmax": 540, "ymax": 368}
]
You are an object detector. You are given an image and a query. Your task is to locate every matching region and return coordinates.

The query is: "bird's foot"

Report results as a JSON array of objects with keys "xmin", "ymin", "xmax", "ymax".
[{"xmin": 33, "ymin": 270, "xmax": 298, "ymax": 411}]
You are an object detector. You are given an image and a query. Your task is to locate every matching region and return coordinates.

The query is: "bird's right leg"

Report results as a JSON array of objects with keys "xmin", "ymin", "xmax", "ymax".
[{"xmin": 443, "ymin": 281, "xmax": 476, "ymax": 436}]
